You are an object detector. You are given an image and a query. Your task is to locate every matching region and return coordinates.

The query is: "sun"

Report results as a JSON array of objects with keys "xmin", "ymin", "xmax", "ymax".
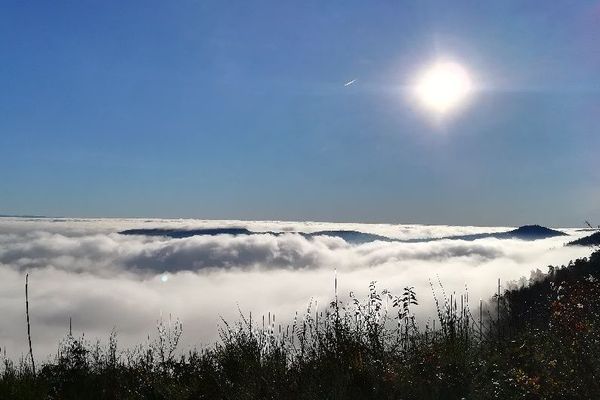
[{"xmin": 413, "ymin": 61, "xmax": 473, "ymax": 114}]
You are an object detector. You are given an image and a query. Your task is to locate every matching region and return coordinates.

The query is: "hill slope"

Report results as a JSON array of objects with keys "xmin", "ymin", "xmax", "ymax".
[{"xmin": 568, "ymin": 231, "xmax": 600, "ymax": 246}]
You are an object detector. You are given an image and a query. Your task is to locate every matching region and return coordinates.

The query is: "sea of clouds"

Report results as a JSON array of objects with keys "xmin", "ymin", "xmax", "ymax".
[{"xmin": 0, "ymin": 217, "xmax": 593, "ymax": 360}]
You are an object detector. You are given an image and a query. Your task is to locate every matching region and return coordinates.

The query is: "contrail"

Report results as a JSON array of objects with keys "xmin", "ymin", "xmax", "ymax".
[{"xmin": 344, "ymin": 79, "xmax": 357, "ymax": 87}]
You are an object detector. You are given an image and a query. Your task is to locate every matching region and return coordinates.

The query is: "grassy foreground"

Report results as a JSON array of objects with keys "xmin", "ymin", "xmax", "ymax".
[{"xmin": 1, "ymin": 250, "xmax": 599, "ymax": 399}]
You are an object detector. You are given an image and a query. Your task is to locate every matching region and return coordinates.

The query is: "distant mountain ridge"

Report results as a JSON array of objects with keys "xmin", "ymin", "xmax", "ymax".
[
  {"xmin": 120, "ymin": 224, "xmax": 567, "ymax": 244},
  {"xmin": 568, "ymin": 231, "xmax": 600, "ymax": 246},
  {"xmin": 0, "ymin": 214, "xmax": 52, "ymax": 218},
  {"xmin": 120, "ymin": 227, "xmax": 254, "ymax": 239},
  {"xmin": 434, "ymin": 225, "xmax": 567, "ymax": 242},
  {"xmin": 119, "ymin": 228, "xmax": 392, "ymax": 244}
]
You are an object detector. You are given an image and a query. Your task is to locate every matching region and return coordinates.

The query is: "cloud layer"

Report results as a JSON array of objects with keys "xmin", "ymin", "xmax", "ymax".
[{"xmin": 0, "ymin": 217, "xmax": 592, "ymax": 360}]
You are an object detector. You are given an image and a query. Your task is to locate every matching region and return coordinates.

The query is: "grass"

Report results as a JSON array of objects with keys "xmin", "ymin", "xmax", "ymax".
[{"xmin": 1, "ymin": 250, "xmax": 600, "ymax": 399}]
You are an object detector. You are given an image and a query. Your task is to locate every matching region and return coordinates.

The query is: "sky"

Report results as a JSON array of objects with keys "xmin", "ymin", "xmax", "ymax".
[{"xmin": 1, "ymin": 1, "xmax": 599, "ymax": 226}]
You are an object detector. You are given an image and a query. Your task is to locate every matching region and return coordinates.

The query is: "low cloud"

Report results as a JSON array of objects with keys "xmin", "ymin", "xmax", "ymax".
[{"xmin": 0, "ymin": 218, "xmax": 592, "ymax": 360}]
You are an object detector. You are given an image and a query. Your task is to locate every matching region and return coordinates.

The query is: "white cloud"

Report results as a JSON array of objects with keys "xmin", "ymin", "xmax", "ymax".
[{"xmin": 0, "ymin": 217, "xmax": 592, "ymax": 360}]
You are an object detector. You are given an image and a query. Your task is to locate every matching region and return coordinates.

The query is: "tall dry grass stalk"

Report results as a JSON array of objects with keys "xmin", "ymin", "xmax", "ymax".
[{"xmin": 25, "ymin": 273, "xmax": 35, "ymax": 375}]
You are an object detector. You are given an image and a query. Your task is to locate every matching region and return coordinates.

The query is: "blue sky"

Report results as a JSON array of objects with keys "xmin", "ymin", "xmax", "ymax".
[{"xmin": 1, "ymin": 1, "xmax": 599, "ymax": 226}]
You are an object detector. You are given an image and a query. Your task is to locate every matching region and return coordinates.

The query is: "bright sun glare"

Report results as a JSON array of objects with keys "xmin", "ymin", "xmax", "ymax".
[{"xmin": 414, "ymin": 61, "xmax": 473, "ymax": 114}]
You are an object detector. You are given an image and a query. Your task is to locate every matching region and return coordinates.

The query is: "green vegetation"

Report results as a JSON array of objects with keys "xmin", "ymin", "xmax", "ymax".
[{"xmin": 2, "ymin": 251, "xmax": 600, "ymax": 399}]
